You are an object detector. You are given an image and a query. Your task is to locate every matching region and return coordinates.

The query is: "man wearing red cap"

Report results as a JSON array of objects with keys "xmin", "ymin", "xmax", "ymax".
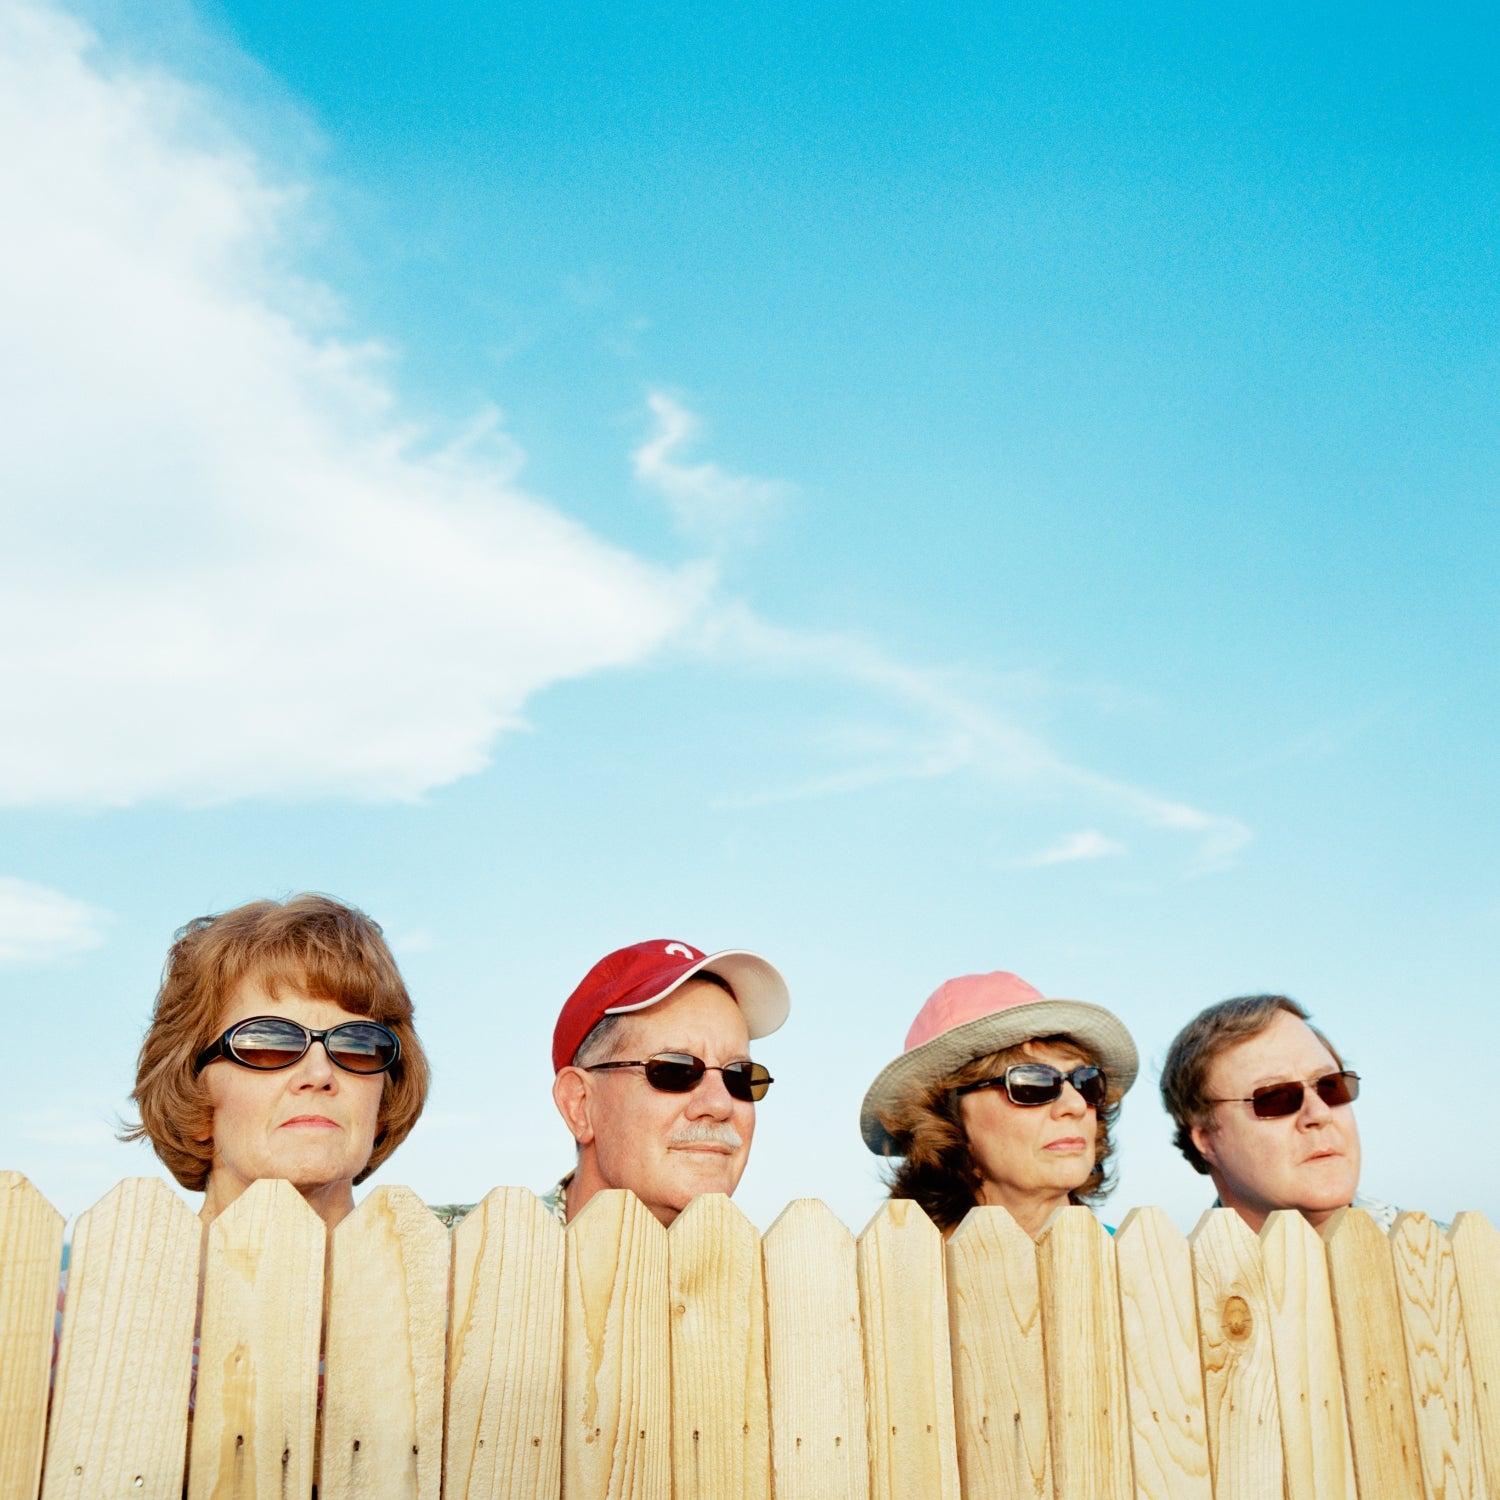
[{"xmin": 547, "ymin": 939, "xmax": 790, "ymax": 1227}]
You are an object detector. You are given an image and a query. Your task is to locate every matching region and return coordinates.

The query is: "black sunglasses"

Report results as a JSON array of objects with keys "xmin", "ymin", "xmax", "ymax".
[
  {"xmin": 583, "ymin": 1052, "xmax": 773, "ymax": 1102},
  {"xmin": 1211, "ymin": 1069, "xmax": 1359, "ymax": 1120},
  {"xmin": 955, "ymin": 1062, "xmax": 1108, "ymax": 1109},
  {"xmin": 194, "ymin": 1016, "xmax": 401, "ymax": 1077}
]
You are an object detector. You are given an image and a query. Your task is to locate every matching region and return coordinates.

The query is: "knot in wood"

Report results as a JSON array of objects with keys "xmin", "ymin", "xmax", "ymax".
[{"xmin": 1223, "ymin": 1295, "xmax": 1252, "ymax": 1341}]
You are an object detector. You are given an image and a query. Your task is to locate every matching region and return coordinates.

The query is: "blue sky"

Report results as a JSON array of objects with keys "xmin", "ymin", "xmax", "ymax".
[{"xmin": 2, "ymin": 0, "xmax": 1496, "ymax": 1233}]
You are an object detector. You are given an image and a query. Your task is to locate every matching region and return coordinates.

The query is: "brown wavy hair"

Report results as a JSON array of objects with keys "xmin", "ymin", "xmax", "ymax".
[
  {"xmin": 880, "ymin": 1035, "xmax": 1120, "ymax": 1233},
  {"xmin": 122, "ymin": 894, "xmax": 430, "ymax": 1192}
]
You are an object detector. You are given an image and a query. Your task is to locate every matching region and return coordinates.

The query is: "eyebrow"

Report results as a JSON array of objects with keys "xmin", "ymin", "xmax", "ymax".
[{"xmin": 1248, "ymin": 1065, "xmax": 1342, "ymax": 1088}]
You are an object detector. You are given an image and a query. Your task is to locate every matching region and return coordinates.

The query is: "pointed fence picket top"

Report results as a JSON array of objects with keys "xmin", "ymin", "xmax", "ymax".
[
  {"xmin": 321, "ymin": 1187, "xmax": 449, "ymax": 1500},
  {"xmin": 1259, "ymin": 1210, "xmax": 1356, "ymax": 1500},
  {"xmin": 187, "ymin": 1177, "xmax": 326, "ymax": 1500},
  {"xmin": 1449, "ymin": 1213, "xmax": 1500, "ymax": 1500},
  {"xmin": 762, "ymin": 1198, "xmax": 870, "ymax": 1500},
  {"xmin": 1190, "ymin": 1208, "xmax": 1282, "ymax": 1500},
  {"xmin": 446, "ymin": 1187, "xmax": 566, "ymax": 1500},
  {"xmin": 944, "ymin": 1205, "xmax": 1050, "ymax": 1500},
  {"xmin": 1036, "ymin": 1206, "xmax": 1132, "ymax": 1500},
  {"xmin": 856, "ymin": 1199, "xmax": 960, "ymax": 1500},
  {"xmin": 667, "ymin": 1194, "xmax": 770, "ymax": 1500},
  {"xmin": 1391, "ymin": 1211, "xmax": 1485, "ymax": 1500},
  {"xmin": 1320, "ymin": 1206, "xmax": 1426, "ymax": 1498},
  {"xmin": 1113, "ymin": 1207, "xmax": 1212, "ymax": 1500},
  {"xmin": 41, "ymin": 1177, "xmax": 199, "ymax": 1500},
  {"xmin": 0, "ymin": 1172, "xmax": 65, "ymax": 1500},
  {"xmin": 562, "ymin": 1189, "xmax": 671, "ymax": 1500}
]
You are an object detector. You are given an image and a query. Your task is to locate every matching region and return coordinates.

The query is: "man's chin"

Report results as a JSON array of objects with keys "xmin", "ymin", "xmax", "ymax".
[
  {"xmin": 666, "ymin": 1151, "xmax": 744, "ymax": 1194},
  {"xmin": 1292, "ymin": 1166, "xmax": 1359, "ymax": 1213}
]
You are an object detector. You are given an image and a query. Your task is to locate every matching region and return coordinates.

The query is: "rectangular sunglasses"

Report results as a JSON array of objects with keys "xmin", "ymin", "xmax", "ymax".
[
  {"xmin": 583, "ymin": 1051, "xmax": 774, "ymax": 1102},
  {"xmin": 1222, "ymin": 1069, "xmax": 1360, "ymax": 1119},
  {"xmin": 955, "ymin": 1062, "xmax": 1108, "ymax": 1108},
  {"xmin": 194, "ymin": 1015, "xmax": 402, "ymax": 1076}
]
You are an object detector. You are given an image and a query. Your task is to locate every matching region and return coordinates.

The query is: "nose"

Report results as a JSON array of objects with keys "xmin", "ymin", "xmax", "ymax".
[
  {"xmin": 1298, "ymin": 1083, "xmax": 1336, "ymax": 1125},
  {"xmin": 1052, "ymin": 1079, "xmax": 1090, "ymax": 1117},
  {"xmin": 684, "ymin": 1067, "xmax": 736, "ymax": 1120},
  {"xmin": 289, "ymin": 1040, "xmax": 338, "ymax": 1089}
]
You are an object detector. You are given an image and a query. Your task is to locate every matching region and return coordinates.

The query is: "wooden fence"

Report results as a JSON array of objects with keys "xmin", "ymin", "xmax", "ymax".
[{"xmin": 1, "ymin": 1170, "xmax": 1497, "ymax": 1500}]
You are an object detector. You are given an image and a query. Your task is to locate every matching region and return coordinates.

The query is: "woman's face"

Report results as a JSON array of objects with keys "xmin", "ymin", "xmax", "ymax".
[
  {"xmin": 199, "ymin": 974, "xmax": 386, "ymax": 1224},
  {"xmin": 958, "ymin": 1039, "xmax": 1100, "ymax": 1219}
]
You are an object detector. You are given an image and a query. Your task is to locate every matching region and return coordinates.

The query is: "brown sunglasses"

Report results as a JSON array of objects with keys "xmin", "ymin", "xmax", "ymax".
[{"xmin": 1210, "ymin": 1069, "xmax": 1359, "ymax": 1119}]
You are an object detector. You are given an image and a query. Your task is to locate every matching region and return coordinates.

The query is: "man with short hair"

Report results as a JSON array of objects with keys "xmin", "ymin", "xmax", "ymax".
[
  {"xmin": 1160, "ymin": 994, "xmax": 1396, "ymax": 1232},
  {"xmin": 548, "ymin": 939, "xmax": 789, "ymax": 1226}
]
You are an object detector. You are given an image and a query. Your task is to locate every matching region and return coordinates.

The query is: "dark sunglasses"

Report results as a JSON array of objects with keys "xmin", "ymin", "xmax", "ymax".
[
  {"xmin": 583, "ymin": 1052, "xmax": 774, "ymax": 1102},
  {"xmin": 1212, "ymin": 1069, "xmax": 1360, "ymax": 1120},
  {"xmin": 955, "ymin": 1062, "xmax": 1108, "ymax": 1109},
  {"xmin": 194, "ymin": 1016, "xmax": 401, "ymax": 1076}
]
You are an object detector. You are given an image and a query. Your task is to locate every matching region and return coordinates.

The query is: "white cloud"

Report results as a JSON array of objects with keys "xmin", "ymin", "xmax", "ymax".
[
  {"xmin": 1016, "ymin": 831, "xmax": 1127, "ymax": 867},
  {"xmin": 0, "ymin": 2, "xmax": 708, "ymax": 808},
  {"xmin": 632, "ymin": 391, "xmax": 790, "ymax": 544},
  {"xmin": 700, "ymin": 605, "xmax": 1252, "ymax": 873},
  {"xmin": 0, "ymin": 878, "xmax": 112, "ymax": 965},
  {"xmin": 0, "ymin": 2, "xmax": 1254, "ymax": 881}
]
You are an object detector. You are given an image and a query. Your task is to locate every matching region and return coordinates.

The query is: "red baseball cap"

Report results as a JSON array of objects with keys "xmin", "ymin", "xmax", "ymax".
[{"xmin": 552, "ymin": 939, "xmax": 790, "ymax": 1072}]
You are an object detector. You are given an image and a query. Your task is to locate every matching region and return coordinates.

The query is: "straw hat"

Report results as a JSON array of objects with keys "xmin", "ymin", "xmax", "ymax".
[{"xmin": 860, "ymin": 970, "xmax": 1138, "ymax": 1155}]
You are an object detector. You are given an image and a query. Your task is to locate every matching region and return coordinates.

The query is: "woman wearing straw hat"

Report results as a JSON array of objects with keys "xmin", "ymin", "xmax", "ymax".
[{"xmin": 860, "ymin": 970, "xmax": 1138, "ymax": 1238}]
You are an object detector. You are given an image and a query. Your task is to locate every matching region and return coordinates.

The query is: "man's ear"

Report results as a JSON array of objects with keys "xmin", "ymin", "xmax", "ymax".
[
  {"xmin": 552, "ymin": 1068, "xmax": 595, "ymax": 1146},
  {"xmin": 1190, "ymin": 1120, "xmax": 1219, "ymax": 1171}
]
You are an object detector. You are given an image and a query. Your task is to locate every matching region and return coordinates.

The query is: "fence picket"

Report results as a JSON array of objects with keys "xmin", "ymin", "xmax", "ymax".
[
  {"xmin": 667, "ymin": 1194, "xmax": 770, "ymax": 1500},
  {"xmin": 1260, "ymin": 1210, "xmax": 1356, "ymax": 1500},
  {"xmin": 857, "ymin": 1200, "xmax": 960, "ymax": 1500},
  {"xmin": 0, "ymin": 1173, "xmax": 65, "ymax": 1500},
  {"xmin": 562, "ymin": 1189, "xmax": 670, "ymax": 1500},
  {"xmin": 763, "ymin": 1198, "xmax": 870, "ymax": 1500},
  {"xmin": 1391, "ymin": 1211, "xmax": 1485, "ymax": 1500},
  {"xmin": 1113, "ymin": 1207, "xmax": 1211, "ymax": 1500},
  {"xmin": 1450, "ymin": 1214, "xmax": 1500, "ymax": 1500},
  {"xmin": 187, "ymin": 1178, "xmax": 326, "ymax": 1500},
  {"xmin": 41, "ymin": 1178, "xmax": 198, "ymax": 1500},
  {"xmin": 945, "ymin": 1205, "xmax": 1051, "ymax": 1500},
  {"xmin": 1191, "ymin": 1208, "xmax": 1281, "ymax": 1500},
  {"xmin": 446, "ymin": 1188, "xmax": 566, "ymax": 1500},
  {"xmin": 321, "ymin": 1187, "xmax": 448, "ymax": 1499},
  {"xmin": 1036, "ymin": 1207, "xmax": 1132, "ymax": 1500},
  {"xmin": 10, "ymin": 1174, "xmax": 1500, "ymax": 1500},
  {"xmin": 1321, "ymin": 1206, "xmax": 1427, "ymax": 1498}
]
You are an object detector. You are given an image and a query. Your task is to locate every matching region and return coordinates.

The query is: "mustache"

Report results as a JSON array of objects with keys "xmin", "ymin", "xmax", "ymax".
[{"xmin": 668, "ymin": 1122, "xmax": 743, "ymax": 1149}]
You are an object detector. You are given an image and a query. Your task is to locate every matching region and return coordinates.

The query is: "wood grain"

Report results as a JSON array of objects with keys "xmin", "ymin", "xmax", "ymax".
[
  {"xmin": 41, "ymin": 1178, "xmax": 199, "ymax": 1500},
  {"xmin": 1113, "ymin": 1207, "xmax": 1211, "ymax": 1500},
  {"xmin": 0, "ymin": 1172, "xmax": 65, "ymax": 1500},
  {"xmin": 857, "ymin": 1199, "xmax": 960, "ymax": 1500},
  {"xmin": 187, "ymin": 1178, "xmax": 326, "ymax": 1500},
  {"xmin": 1190, "ymin": 1208, "xmax": 1282, "ymax": 1500},
  {"xmin": 561, "ymin": 1190, "xmax": 670, "ymax": 1500},
  {"xmin": 1036, "ymin": 1206, "xmax": 1132, "ymax": 1500},
  {"xmin": 1450, "ymin": 1213, "xmax": 1500, "ymax": 1500},
  {"xmin": 667, "ymin": 1194, "xmax": 769, "ymax": 1500},
  {"xmin": 446, "ymin": 1187, "xmax": 566, "ymax": 1500},
  {"xmin": 945, "ymin": 1205, "xmax": 1051, "ymax": 1500},
  {"xmin": 1391, "ymin": 1211, "xmax": 1484, "ymax": 1500},
  {"xmin": 321, "ymin": 1187, "xmax": 449, "ymax": 1500},
  {"xmin": 762, "ymin": 1198, "xmax": 870, "ymax": 1500},
  {"xmin": 1260, "ymin": 1210, "xmax": 1356, "ymax": 1500},
  {"xmin": 1321, "ymin": 1205, "xmax": 1427, "ymax": 1499}
]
